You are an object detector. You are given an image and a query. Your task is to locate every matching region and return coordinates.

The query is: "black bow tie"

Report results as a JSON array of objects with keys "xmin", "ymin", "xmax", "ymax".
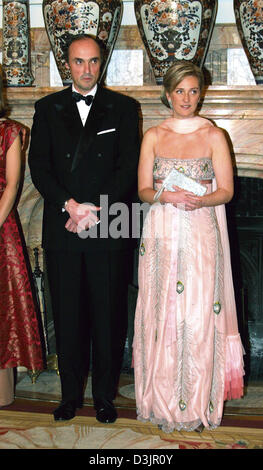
[{"xmin": 72, "ymin": 91, "xmax": 93, "ymax": 106}]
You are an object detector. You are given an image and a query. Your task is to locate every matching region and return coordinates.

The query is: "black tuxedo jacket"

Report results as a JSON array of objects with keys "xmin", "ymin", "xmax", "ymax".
[{"xmin": 28, "ymin": 85, "xmax": 141, "ymax": 251}]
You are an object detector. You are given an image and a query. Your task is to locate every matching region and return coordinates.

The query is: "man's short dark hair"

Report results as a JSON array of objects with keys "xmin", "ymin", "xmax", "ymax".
[{"xmin": 63, "ymin": 33, "xmax": 106, "ymax": 65}]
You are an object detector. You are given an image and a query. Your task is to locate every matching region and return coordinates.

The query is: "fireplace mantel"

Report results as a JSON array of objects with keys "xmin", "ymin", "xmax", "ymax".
[
  {"xmin": 5, "ymin": 85, "xmax": 263, "ymax": 257},
  {"xmin": 7, "ymin": 85, "xmax": 263, "ymax": 179}
]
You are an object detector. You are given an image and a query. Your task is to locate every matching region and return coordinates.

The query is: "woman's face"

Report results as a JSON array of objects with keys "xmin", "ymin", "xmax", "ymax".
[{"xmin": 166, "ymin": 75, "xmax": 200, "ymax": 119}]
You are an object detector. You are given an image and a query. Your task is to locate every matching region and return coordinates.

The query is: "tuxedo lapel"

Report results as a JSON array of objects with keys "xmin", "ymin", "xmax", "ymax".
[
  {"xmin": 54, "ymin": 86, "xmax": 83, "ymax": 141},
  {"xmin": 70, "ymin": 86, "xmax": 109, "ymax": 172}
]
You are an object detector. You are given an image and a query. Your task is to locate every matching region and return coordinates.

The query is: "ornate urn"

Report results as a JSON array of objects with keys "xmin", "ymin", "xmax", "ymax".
[
  {"xmin": 134, "ymin": 0, "xmax": 218, "ymax": 84},
  {"xmin": 42, "ymin": 0, "xmax": 123, "ymax": 85},
  {"xmin": 234, "ymin": 0, "xmax": 263, "ymax": 84},
  {"xmin": 2, "ymin": 0, "xmax": 34, "ymax": 86}
]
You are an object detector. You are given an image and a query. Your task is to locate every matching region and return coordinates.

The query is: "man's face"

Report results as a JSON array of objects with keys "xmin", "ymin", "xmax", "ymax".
[{"xmin": 66, "ymin": 38, "xmax": 101, "ymax": 94}]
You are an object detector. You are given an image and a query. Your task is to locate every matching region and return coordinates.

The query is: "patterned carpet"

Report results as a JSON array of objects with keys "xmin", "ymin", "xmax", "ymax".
[
  {"xmin": 0, "ymin": 410, "xmax": 263, "ymax": 450},
  {"xmin": 0, "ymin": 371, "xmax": 262, "ymax": 450}
]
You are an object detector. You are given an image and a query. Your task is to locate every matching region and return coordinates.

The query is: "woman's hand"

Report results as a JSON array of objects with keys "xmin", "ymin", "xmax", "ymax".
[{"xmin": 162, "ymin": 186, "xmax": 203, "ymax": 211}]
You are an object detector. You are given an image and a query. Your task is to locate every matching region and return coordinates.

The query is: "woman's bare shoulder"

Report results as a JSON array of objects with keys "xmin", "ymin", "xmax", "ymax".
[
  {"xmin": 206, "ymin": 123, "xmax": 226, "ymax": 141},
  {"xmin": 143, "ymin": 125, "xmax": 159, "ymax": 142},
  {"xmin": 197, "ymin": 116, "xmax": 214, "ymax": 129}
]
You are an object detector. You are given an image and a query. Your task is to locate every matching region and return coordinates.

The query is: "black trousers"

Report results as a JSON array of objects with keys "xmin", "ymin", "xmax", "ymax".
[{"xmin": 45, "ymin": 249, "xmax": 132, "ymax": 405}]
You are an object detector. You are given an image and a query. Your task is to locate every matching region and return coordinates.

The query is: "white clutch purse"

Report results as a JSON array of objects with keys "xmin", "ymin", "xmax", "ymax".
[{"xmin": 154, "ymin": 168, "xmax": 207, "ymax": 201}]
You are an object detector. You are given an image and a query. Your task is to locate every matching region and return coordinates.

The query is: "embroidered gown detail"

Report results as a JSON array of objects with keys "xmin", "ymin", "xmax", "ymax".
[
  {"xmin": 133, "ymin": 122, "xmax": 244, "ymax": 433},
  {"xmin": 0, "ymin": 120, "xmax": 43, "ymax": 373}
]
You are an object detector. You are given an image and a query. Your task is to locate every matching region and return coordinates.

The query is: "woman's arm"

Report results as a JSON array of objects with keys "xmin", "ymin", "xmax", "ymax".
[
  {"xmin": 163, "ymin": 126, "xmax": 234, "ymax": 211},
  {"xmin": 138, "ymin": 125, "xmax": 234, "ymax": 210},
  {"xmin": 138, "ymin": 127, "xmax": 209, "ymax": 209},
  {"xmin": 0, "ymin": 135, "xmax": 21, "ymax": 228},
  {"xmin": 138, "ymin": 128, "xmax": 157, "ymax": 204},
  {"xmin": 196, "ymin": 126, "xmax": 234, "ymax": 208}
]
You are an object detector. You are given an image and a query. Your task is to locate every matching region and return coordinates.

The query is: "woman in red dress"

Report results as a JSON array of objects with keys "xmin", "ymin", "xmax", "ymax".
[{"xmin": 0, "ymin": 72, "xmax": 44, "ymax": 407}]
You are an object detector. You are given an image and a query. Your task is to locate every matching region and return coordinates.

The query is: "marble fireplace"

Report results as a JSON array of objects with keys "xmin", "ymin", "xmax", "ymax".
[{"xmin": 5, "ymin": 84, "xmax": 263, "ymax": 382}]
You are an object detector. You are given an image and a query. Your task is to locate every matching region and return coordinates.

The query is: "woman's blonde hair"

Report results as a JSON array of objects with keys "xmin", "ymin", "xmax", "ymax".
[{"xmin": 161, "ymin": 61, "xmax": 204, "ymax": 109}]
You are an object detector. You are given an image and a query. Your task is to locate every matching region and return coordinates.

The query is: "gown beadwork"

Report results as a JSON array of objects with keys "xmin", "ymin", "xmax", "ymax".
[
  {"xmin": 133, "ymin": 156, "xmax": 244, "ymax": 433},
  {"xmin": 0, "ymin": 120, "xmax": 43, "ymax": 372}
]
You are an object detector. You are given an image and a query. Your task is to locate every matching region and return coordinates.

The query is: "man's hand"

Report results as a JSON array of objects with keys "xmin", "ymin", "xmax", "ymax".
[
  {"xmin": 65, "ymin": 217, "xmax": 78, "ymax": 233},
  {"xmin": 65, "ymin": 199, "xmax": 101, "ymax": 232}
]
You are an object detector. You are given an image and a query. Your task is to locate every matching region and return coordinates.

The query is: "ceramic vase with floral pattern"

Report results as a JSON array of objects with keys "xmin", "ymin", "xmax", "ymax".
[
  {"xmin": 2, "ymin": 0, "xmax": 34, "ymax": 86},
  {"xmin": 42, "ymin": 0, "xmax": 123, "ymax": 85},
  {"xmin": 234, "ymin": 0, "xmax": 263, "ymax": 84},
  {"xmin": 134, "ymin": 0, "xmax": 218, "ymax": 84}
]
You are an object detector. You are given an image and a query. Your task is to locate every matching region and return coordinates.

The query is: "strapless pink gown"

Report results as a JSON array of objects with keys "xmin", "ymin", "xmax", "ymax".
[{"xmin": 133, "ymin": 157, "xmax": 244, "ymax": 432}]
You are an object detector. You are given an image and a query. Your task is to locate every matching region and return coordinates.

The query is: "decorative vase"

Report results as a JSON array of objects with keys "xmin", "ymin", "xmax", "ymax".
[
  {"xmin": 42, "ymin": 0, "xmax": 123, "ymax": 85},
  {"xmin": 2, "ymin": 0, "xmax": 34, "ymax": 86},
  {"xmin": 234, "ymin": 0, "xmax": 263, "ymax": 84},
  {"xmin": 134, "ymin": 0, "xmax": 218, "ymax": 85}
]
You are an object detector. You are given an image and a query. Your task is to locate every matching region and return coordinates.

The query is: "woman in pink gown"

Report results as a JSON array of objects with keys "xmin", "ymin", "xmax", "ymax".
[
  {"xmin": 0, "ymin": 73, "xmax": 44, "ymax": 407},
  {"xmin": 133, "ymin": 62, "xmax": 244, "ymax": 433}
]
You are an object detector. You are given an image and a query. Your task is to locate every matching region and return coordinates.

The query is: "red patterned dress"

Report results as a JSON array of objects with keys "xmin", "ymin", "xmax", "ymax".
[{"xmin": 0, "ymin": 120, "xmax": 43, "ymax": 371}]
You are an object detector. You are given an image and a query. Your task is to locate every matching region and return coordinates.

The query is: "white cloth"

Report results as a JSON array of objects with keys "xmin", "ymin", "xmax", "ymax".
[{"xmin": 72, "ymin": 84, "xmax": 97, "ymax": 125}]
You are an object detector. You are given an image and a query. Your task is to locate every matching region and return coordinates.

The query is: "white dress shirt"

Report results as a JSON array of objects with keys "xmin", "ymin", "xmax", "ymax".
[{"xmin": 72, "ymin": 84, "xmax": 97, "ymax": 126}]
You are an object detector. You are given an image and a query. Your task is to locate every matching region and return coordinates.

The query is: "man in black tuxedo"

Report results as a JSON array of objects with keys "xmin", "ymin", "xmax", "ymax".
[{"xmin": 28, "ymin": 34, "xmax": 140, "ymax": 423}]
